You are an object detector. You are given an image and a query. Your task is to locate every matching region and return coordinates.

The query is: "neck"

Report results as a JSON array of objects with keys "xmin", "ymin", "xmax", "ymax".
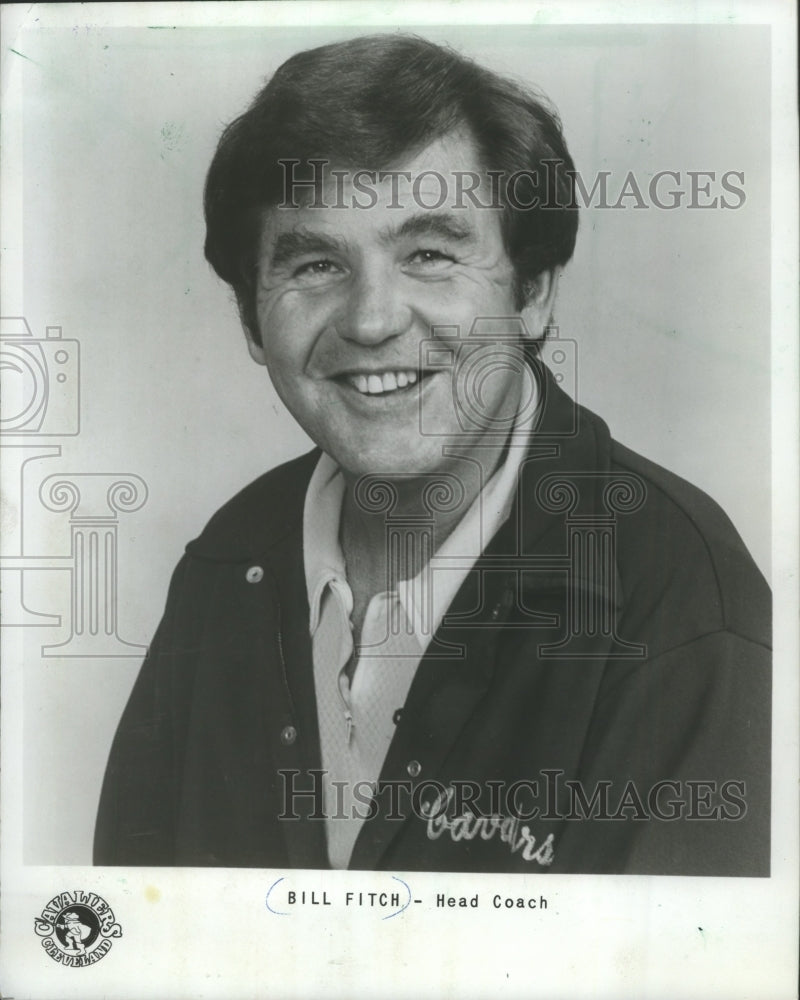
[{"xmin": 339, "ymin": 439, "xmax": 509, "ymax": 587}]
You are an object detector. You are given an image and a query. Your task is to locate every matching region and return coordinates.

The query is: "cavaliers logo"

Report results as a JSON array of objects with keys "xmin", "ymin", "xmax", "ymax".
[{"xmin": 34, "ymin": 891, "xmax": 122, "ymax": 967}]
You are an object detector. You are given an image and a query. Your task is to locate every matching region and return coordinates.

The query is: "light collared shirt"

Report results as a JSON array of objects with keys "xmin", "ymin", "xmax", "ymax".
[{"xmin": 303, "ymin": 390, "xmax": 537, "ymax": 868}]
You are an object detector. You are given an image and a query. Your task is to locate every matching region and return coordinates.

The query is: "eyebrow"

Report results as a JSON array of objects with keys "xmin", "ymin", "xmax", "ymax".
[
  {"xmin": 267, "ymin": 212, "xmax": 477, "ymax": 269},
  {"xmin": 269, "ymin": 228, "xmax": 347, "ymax": 269},
  {"xmin": 386, "ymin": 212, "xmax": 476, "ymax": 245}
]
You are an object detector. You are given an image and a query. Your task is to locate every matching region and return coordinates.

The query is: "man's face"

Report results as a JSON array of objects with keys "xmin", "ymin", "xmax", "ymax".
[{"xmin": 247, "ymin": 131, "xmax": 545, "ymax": 480}]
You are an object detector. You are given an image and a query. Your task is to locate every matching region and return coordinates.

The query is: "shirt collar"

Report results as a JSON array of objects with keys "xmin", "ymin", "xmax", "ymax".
[{"xmin": 303, "ymin": 452, "xmax": 348, "ymax": 634}]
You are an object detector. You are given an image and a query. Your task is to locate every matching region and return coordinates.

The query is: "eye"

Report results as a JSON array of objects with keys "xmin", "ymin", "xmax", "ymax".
[
  {"xmin": 293, "ymin": 259, "xmax": 342, "ymax": 280},
  {"xmin": 408, "ymin": 248, "xmax": 456, "ymax": 266}
]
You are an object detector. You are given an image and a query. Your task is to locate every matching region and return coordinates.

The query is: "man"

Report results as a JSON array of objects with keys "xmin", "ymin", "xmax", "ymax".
[{"xmin": 94, "ymin": 34, "xmax": 770, "ymax": 874}]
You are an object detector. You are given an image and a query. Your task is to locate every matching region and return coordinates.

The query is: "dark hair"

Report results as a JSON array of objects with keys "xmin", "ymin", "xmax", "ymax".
[{"xmin": 204, "ymin": 34, "xmax": 578, "ymax": 342}]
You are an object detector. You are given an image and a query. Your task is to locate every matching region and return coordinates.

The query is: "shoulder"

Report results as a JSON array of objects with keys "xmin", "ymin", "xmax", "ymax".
[
  {"xmin": 184, "ymin": 448, "xmax": 320, "ymax": 562},
  {"xmin": 608, "ymin": 436, "xmax": 770, "ymax": 652}
]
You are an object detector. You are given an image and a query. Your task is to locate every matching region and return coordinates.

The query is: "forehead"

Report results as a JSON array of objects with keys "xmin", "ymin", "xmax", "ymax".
[{"xmin": 261, "ymin": 130, "xmax": 504, "ymax": 251}]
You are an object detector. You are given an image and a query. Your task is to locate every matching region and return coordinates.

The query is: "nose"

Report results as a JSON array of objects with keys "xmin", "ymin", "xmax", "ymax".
[{"xmin": 336, "ymin": 265, "xmax": 411, "ymax": 345}]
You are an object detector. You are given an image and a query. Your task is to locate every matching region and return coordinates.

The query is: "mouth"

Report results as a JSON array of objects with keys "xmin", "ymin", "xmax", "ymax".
[{"xmin": 333, "ymin": 368, "xmax": 436, "ymax": 397}]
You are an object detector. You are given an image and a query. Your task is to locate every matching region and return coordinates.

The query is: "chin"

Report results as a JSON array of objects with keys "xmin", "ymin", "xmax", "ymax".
[{"xmin": 329, "ymin": 440, "xmax": 453, "ymax": 482}]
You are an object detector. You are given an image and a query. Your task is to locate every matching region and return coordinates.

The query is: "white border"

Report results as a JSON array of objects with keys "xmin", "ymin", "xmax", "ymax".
[{"xmin": 1, "ymin": 3, "xmax": 797, "ymax": 999}]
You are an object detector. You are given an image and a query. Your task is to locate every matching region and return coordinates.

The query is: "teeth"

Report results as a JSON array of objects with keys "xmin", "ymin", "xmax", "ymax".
[{"xmin": 347, "ymin": 370, "xmax": 420, "ymax": 395}]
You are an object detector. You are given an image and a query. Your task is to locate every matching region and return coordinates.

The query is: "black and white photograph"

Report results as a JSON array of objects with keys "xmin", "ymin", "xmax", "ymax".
[{"xmin": 1, "ymin": 2, "xmax": 797, "ymax": 998}]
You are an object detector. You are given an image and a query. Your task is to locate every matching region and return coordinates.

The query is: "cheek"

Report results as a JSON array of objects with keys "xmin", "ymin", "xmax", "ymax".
[
  {"xmin": 425, "ymin": 276, "xmax": 517, "ymax": 333},
  {"xmin": 256, "ymin": 290, "xmax": 331, "ymax": 375},
  {"xmin": 452, "ymin": 345, "xmax": 525, "ymax": 419}
]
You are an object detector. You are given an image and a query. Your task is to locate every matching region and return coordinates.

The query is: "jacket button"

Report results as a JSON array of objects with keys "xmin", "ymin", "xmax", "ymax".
[
  {"xmin": 406, "ymin": 759, "xmax": 421, "ymax": 778},
  {"xmin": 246, "ymin": 565, "xmax": 264, "ymax": 584},
  {"xmin": 280, "ymin": 725, "xmax": 297, "ymax": 746}
]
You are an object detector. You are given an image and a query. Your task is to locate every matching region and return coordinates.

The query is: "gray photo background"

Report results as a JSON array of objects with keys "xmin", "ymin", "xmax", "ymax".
[{"xmin": 9, "ymin": 23, "xmax": 770, "ymax": 863}]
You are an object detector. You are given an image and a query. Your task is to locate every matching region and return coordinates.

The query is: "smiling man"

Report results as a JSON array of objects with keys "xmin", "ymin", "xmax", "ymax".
[
  {"xmin": 247, "ymin": 131, "xmax": 540, "ymax": 483},
  {"xmin": 94, "ymin": 34, "xmax": 770, "ymax": 875}
]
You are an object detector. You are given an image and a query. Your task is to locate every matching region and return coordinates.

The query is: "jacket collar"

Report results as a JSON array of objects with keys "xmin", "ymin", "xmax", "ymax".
[
  {"xmin": 515, "ymin": 354, "xmax": 613, "ymax": 553},
  {"xmin": 184, "ymin": 449, "xmax": 320, "ymax": 562}
]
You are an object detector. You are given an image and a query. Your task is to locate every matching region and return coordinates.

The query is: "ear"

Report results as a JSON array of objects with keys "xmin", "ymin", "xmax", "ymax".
[
  {"xmin": 237, "ymin": 295, "xmax": 267, "ymax": 365},
  {"xmin": 243, "ymin": 324, "xmax": 268, "ymax": 366},
  {"xmin": 521, "ymin": 269, "xmax": 560, "ymax": 337}
]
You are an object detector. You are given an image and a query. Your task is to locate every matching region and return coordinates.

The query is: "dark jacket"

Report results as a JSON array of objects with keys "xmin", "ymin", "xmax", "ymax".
[{"xmin": 94, "ymin": 367, "xmax": 771, "ymax": 875}]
